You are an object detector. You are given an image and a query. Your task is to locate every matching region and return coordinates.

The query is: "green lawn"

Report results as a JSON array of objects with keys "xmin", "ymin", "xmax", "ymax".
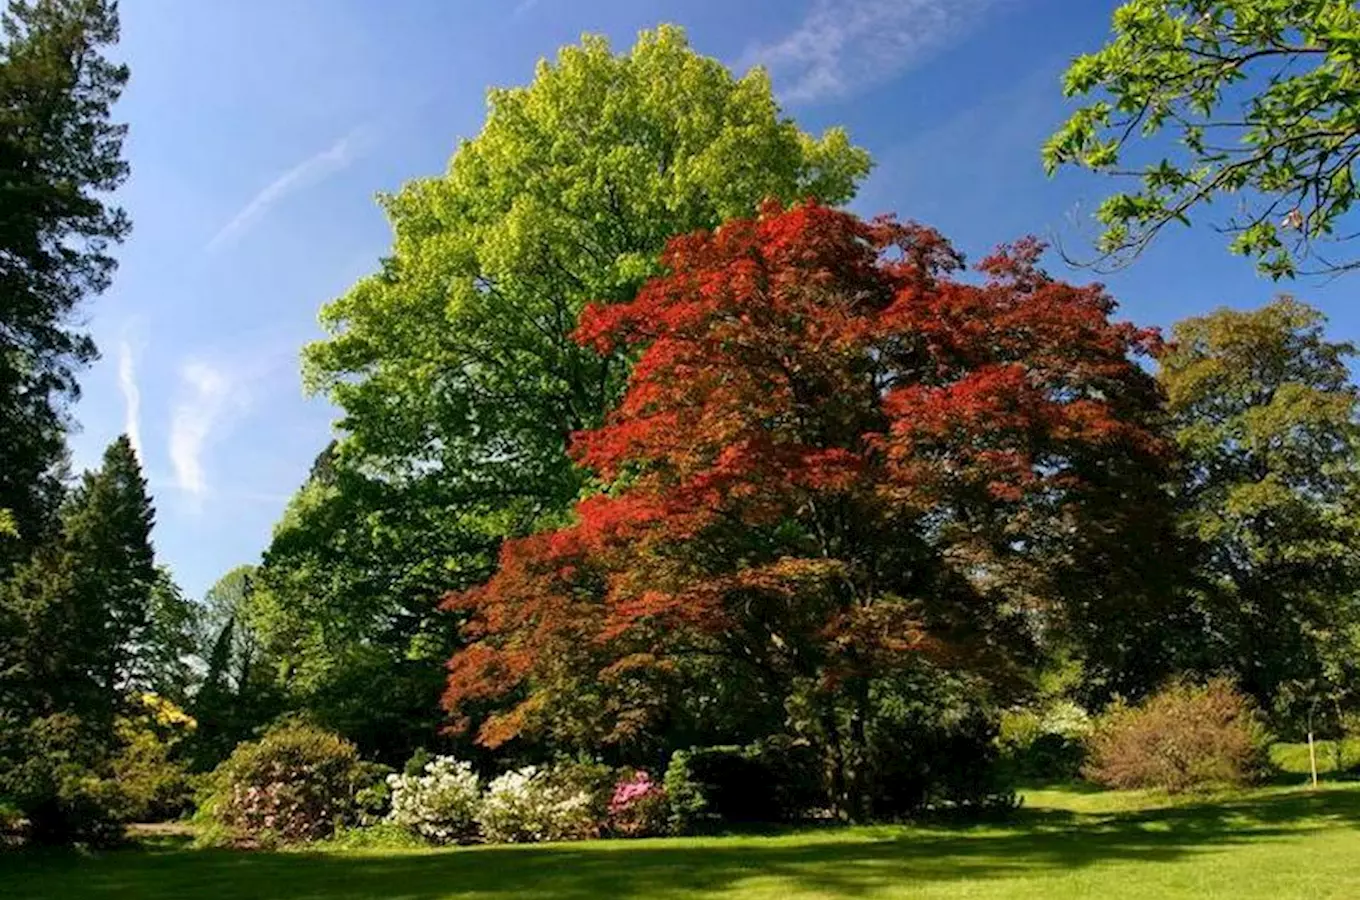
[{"xmin": 4, "ymin": 782, "xmax": 1360, "ymax": 899}]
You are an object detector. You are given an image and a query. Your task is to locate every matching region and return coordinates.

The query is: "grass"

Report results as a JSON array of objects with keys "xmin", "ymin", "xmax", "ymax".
[
  {"xmin": 1272, "ymin": 738, "xmax": 1360, "ymax": 777},
  {"xmin": 4, "ymin": 783, "xmax": 1360, "ymax": 899}
]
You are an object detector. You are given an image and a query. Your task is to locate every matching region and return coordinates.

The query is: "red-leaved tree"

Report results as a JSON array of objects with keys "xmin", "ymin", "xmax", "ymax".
[{"xmin": 443, "ymin": 201, "xmax": 1176, "ymax": 817}]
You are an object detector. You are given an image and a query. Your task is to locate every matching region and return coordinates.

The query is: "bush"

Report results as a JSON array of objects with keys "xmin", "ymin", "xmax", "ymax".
[
  {"xmin": 607, "ymin": 770, "xmax": 668, "ymax": 837},
  {"xmin": 112, "ymin": 728, "xmax": 195, "ymax": 822},
  {"xmin": 0, "ymin": 713, "xmax": 126, "ymax": 846},
  {"xmin": 664, "ymin": 738, "xmax": 821, "ymax": 832},
  {"xmin": 1084, "ymin": 678, "xmax": 1272, "ymax": 793},
  {"xmin": 997, "ymin": 700, "xmax": 1092, "ymax": 782},
  {"xmin": 476, "ymin": 766, "xmax": 595, "ymax": 843},
  {"xmin": 197, "ymin": 724, "xmax": 366, "ymax": 845},
  {"xmin": 385, "ymin": 755, "xmax": 481, "ymax": 844},
  {"xmin": 353, "ymin": 760, "xmax": 395, "ymax": 824},
  {"xmin": 862, "ymin": 672, "xmax": 1016, "ymax": 819}
]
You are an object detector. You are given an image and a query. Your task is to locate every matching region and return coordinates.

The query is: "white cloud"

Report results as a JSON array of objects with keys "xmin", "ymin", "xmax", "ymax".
[
  {"xmin": 745, "ymin": 0, "xmax": 998, "ymax": 104},
  {"xmin": 206, "ymin": 128, "xmax": 370, "ymax": 252},
  {"xmin": 512, "ymin": 0, "xmax": 539, "ymax": 16},
  {"xmin": 117, "ymin": 340, "xmax": 142, "ymax": 459},
  {"xmin": 169, "ymin": 361, "xmax": 243, "ymax": 497}
]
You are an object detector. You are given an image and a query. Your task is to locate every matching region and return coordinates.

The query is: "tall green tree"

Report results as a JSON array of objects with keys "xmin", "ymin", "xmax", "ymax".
[
  {"xmin": 272, "ymin": 26, "xmax": 871, "ymax": 757},
  {"xmin": 1, "ymin": 435, "xmax": 157, "ymax": 727},
  {"xmin": 0, "ymin": 435, "xmax": 159, "ymax": 840},
  {"xmin": 1159, "ymin": 298, "xmax": 1360, "ymax": 722},
  {"xmin": 1045, "ymin": 1, "xmax": 1360, "ymax": 278},
  {"xmin": 0, "ymin": 0, "xmax": 129, "ymax": 554},
  {"xmin": 186, "ymin": 565, "xmax": 282, "ymax": 769}
]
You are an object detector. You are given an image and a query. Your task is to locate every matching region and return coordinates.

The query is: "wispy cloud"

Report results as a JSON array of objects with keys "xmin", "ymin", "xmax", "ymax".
[
  {"xmin": 169, "ymin": 360, "xmax": 244, "ymax": 497},
  {"xmin": 512, "ymin": 0, "xmax": 539, "ymax": 17},
  {"xmin": 206, "ymin": 128, "xmax": 370, "ymax": 252},
  {"xmin": 117, "ymin": 340, "xmax": 142, "ymax": 459},
  {"xmin": 745, "ymin": 0, "xmax": 999, "ymax": 104}
]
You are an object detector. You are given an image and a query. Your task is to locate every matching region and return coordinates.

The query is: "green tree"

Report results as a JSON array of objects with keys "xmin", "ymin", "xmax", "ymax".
[
  {"xmin": 1159, "ymin": 298, "xmax": 1360, "ymax": 721},
  {"xmin": 186, "ymin": 564, "xmax": 281, "ymax": 770},
  {"xmin": 276, "ymin": 26, "xmax": 870, "ymax": 756},
  {"xmin": 1, "ymin": 436, "xmax": 156, "ymax": 727},
  {"xmin": 132, "ymin": 566, "xmax": 197, "ymax": 704},
  {"xmin": 0, "ymin": 435, "xmax": 159, "ymax": 841},
  {"xmin": 1044, "ymin": 1, "xmax": 1360, "ymax": 278},
  {"xmin": 0, "ymin": 0, "xmax": 129, "ymax": 556},
  {"xmin": 253, "ymin": 460, "xmax": 462, "ymax": 762}
]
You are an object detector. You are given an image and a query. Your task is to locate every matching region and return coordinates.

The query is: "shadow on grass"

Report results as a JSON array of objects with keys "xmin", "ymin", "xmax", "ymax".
[{"xmin": 3, "ymin": 788, "xmax": 1359, "ymax": 900}]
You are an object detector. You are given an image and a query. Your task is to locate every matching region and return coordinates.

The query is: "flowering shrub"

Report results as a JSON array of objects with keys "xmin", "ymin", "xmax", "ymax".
[
  {"xmin": 385, "ymin": 756, "xmax": 481, "ymax": 844},
  {"xmin": 197, "ymin": 724, "xmax": 365, "ymax": 845},
  {"xmin": 1084, "ymin": 678, "xmax": 1272, "ymax": 792},
  {"xmin": 607, "ymin": 770, "xmax": 668, "ymax": 837},
  {"xmin": 998, "ymin": 700, "xmax": 1093, "ymax": 781},
  {"xmin": 476, "ymin": 766, "xmax": 595, "ymax": 843}
]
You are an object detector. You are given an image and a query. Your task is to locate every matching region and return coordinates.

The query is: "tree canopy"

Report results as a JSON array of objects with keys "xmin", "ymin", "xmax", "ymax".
[
  {"xmin": 1159, "ymin": 298, "xmax": 1360, "ymax": 723},
  {"xmin": 260, "ymin": 25, "xmax": 871, "ymax": 762},
  {"xmin": 0, "ymin": 0, "xmax": 129, "ymax": 553},
  {"xmin": 443, "ymin": 201, "xmax": 1178, "ymax": 817},
  {"xmin": 1045, "ymin": 0, "xmax": 1360, "ymax": 278}
]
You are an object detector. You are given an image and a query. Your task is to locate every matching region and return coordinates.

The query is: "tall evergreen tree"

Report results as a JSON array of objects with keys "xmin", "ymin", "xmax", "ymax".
[
  {"xmin": 0, "ymin": 435, "xmax": 155, "ymax": 734},
  {"xmin": 0, "ymin": 0, "xmax": 129, "ymax": 558}
]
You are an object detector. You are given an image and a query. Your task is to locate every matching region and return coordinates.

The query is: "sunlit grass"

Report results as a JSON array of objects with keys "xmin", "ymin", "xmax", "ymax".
[{"xmin": 5, "ymin": 783, "xmax": 1360, "ymax": 899}]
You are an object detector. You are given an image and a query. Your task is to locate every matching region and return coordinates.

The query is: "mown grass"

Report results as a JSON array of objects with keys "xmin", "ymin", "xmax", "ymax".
[
  {"xmin": 1272, "ymin": 739, "xmax": 1360, "ymax": 778},
  {"xmin": 4, "ymin": 783, "xmax": 1360, "ymax": 899}
]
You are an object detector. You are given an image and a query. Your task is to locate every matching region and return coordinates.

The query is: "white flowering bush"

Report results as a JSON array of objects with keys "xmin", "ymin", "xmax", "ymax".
[
  {"xmin": 385, "ymin": 756, "xmax": 481, "ymax": 844},
  {"xmin": 476, "ymin": 766, "xmax": 596, "ymax": 843}
]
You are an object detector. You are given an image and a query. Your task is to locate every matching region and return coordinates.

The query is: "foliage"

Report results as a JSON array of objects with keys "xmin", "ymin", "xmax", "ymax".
[
  {"xmin": 1158, "ymin": 298, "xmax": 1360, "ymax": 725},
  {"xmin": 1045, "ymin": 0, "xmax": 1360, "ymax": 278},
  {"xmin": 111, "ymin": 694, "xmax": 197, "ymax": 822},
  {"xmin": 0, "ymin": 712, "xmax": 126, "ymax": 845},
  {"xmin": 0, "ymin": 0, "xmax": 130, "ymax": 556},
  {"xmin": 607, "ymin": 770, "xmax": 669, "ymax": 837},
  {"xmin": 196, "ymin": 724, "xmax": 366, "ymax": 845},
  {"xmin": 315, "ymin": 821, "xmax": 432, "ymax": 851},
  {"xmin": 475, "ymin": 766, "xmax": 596, "ymax": 843},
  {"xmin": 0, "ymin": 435, "xmax": 170, "ymax": 846},
  {"xmin": 1084, "ymin": 678, "xmax": 1273, "ymax": 792},
  {"xmin": 134, "ymin": 568, "xmax": 199, "ymax": 704},
  {"xmin": 251, "ymin": 458, "xmax": 461, "ymax": 764},
  {"xmin": 857, "ymin": 673, "xmax": 1017, "ymax": 819},
  {"xmin": 997, "ymin": 701, "xmax": 1093, "ymax": 782},
  {"xmin": 186, "ymin": 565, "xmax": 283, "ymax": 771},
  {"xmin": 385, "ymin": 755, "xmax": 481, "ymax": 845},
  {"xmin": 445, "ymin": 201, "xmax": 1177, "ymax": 819},
  {"xmin": 271, "ymin": 27, "xmax": 869, "ymax": 763},
  {"xmin": 663, "ymin": 740, "xmax": 822, "ymax": 831}
]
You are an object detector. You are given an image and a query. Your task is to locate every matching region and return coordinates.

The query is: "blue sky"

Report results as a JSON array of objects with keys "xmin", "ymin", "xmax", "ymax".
[{"xmin": 70, "ymin": 0, "xmax": 1358, "ymax": 600}]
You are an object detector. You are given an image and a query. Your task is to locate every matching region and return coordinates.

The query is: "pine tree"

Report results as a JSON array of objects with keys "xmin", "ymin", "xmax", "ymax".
[
  {"xmin": 0, "ymin": 0, "xmax": 130, "ymax": 561},
  {"xmin": 0, "ymin": 435, "xmax": 155, "ymax": 734}
]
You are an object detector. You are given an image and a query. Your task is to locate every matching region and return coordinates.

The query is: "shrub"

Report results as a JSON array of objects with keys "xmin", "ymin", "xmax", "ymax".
[
  {"xmin": 112, "ymin": 727, "xmax": 195, "ymax": 822},
  {"xmin": 385, "ymin": 755, "xmax": 481, "ymax": 844},
  {"xmin": 353, "ymin": 760, "xmax": 395, "ymax": 825},
  {"xmin": 546, "ymin": 757, "xmax": 617, "ymax": 830},
  {"xmin": 476, "ymin": 766, "xmax": 595, "ymax": 843},
  {"xmin": 663, "ymin": 738, "xmax": 821, "ymax": 832},
  {"xmin": 997, "ymin": 700, "xmax": 1092, "ymax": 782},
  {"xmin": 607, "ymin": 770, "xmax": 668, "ymax": 837},
  {"xmin": 863, "ymin": 672, "xmax": 1016, "ymax": 818},
  {"xmin": 1084, "ymin": 678, "xmax": 1272, "ymax": 792},
  {"xmin": 197, "ymin": 724, "xmax": 366, "ymax": 845},
  {"xmin": 0, "ymin": 713, "xmax": 126, "ymax": 846}
]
